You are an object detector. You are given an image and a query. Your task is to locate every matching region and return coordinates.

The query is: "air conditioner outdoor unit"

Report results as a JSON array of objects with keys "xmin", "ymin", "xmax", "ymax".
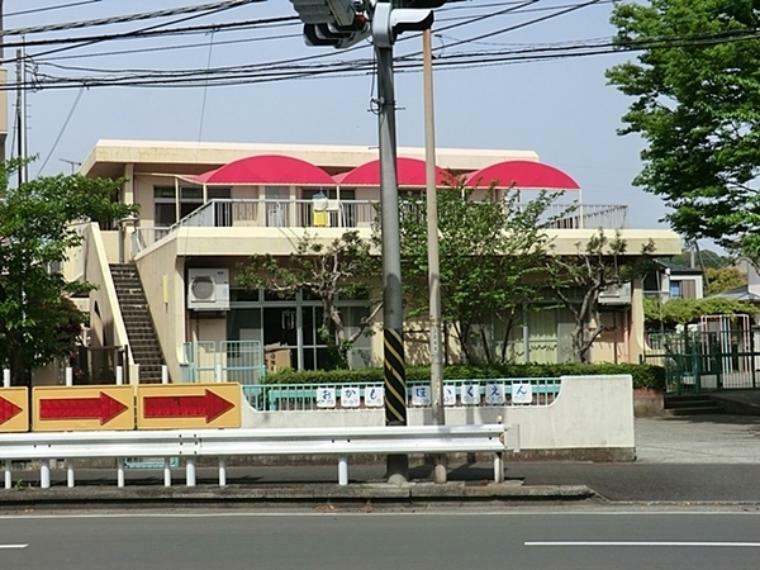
[
  {"xmin": 599, "ymin": 282, "xmax": 632, "ymax": 305},
  {"xmin": 188, "ymin": 268, "xmax": 230, "ymax": 311}
]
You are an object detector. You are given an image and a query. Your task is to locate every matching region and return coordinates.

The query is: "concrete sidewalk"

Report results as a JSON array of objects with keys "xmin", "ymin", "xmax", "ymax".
[{"xmin": 635, "ymin": 414, "xmax": 760, "ymax": 463}]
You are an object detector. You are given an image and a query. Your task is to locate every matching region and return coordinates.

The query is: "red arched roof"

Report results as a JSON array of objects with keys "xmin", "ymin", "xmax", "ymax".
[
  {"xmin": 189, "ymin": 155, "xmax": 335, "ymax": 187},
  {"xmin": 335, "ymin": 157, "xmax": 451, "ymax": 188},
  {"xmin": 465, "ymin": 160, "xmax": 580, "ymax": 190}
]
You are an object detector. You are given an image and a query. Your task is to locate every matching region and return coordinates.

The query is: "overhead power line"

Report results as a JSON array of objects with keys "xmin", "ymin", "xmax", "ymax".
[
  {"xmin": 18, "ymin": 27, "xmax": 760, "ymax": 92},
  {"xmin": 2, "ymin": 0, "xmax": 264, "ymax": 36},
  {"xmin": 7, "ymin": 1, "xmax": 103, "ymax": 18}
]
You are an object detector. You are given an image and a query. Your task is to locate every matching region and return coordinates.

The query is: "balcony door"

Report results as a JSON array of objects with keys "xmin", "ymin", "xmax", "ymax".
[{"xmin": 265, "ymin": 186, "xmax": 289, "ymax": 227}]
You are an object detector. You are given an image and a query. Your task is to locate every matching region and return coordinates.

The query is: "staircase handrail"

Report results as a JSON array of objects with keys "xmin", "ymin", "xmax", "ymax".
[{"xmin": 84, "ymin": 223, "xmax": 135, "ymax": 367}]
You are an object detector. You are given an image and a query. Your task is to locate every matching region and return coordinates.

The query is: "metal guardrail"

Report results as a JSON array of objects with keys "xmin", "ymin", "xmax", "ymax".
[
  {"xmin": 0, "ymin": 425, "xmax": 508, "ymax": 488},
  {"xmin": 243, "ymin": 377, "xmax": 561, "ymax": 412}
]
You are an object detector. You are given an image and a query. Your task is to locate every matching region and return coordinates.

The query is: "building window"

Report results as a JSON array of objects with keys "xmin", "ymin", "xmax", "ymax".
[
  {"xmin": 670, "ymin": 281, "xmax": 682, "ymax": 299},
  {"xmin": 153, "ymin": 186, "xmax": 231, "ymax": 226}
]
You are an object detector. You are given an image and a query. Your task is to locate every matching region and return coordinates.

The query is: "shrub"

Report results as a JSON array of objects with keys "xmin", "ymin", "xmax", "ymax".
[{"xmin": 265, "ymin": 362, "xmax": 665, "ymax": 391}]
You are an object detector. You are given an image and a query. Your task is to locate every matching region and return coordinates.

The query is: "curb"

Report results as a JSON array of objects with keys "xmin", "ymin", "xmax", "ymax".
[{"xmin": 0, "ymin": 483, "xmax": 598, "ymax": 509}]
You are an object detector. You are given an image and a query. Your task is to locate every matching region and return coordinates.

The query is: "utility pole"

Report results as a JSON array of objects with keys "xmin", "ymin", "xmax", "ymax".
[
  {"xmin": 376, "ymin": 43, "xmax": 409, "ymax": 484},
  {"xmin": 422, "ymin": 28, "xmax": 446, "ymax": 484},
  {"xmin": 15, "ymin": 48, "xmax": 22, "ymax": 186},
  {"xmin": 0, "ymin": 0, "xmax": 6, "ymax": 162}
]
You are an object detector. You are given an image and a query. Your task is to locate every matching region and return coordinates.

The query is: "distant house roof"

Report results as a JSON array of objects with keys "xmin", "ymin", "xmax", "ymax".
[
  {"xmin": 657, "ymin": 259, "xmax": 703, "ymax": 276},
  {"xmin": 710, "ymin": 285, "xmax": 760, "ymax": 303}
]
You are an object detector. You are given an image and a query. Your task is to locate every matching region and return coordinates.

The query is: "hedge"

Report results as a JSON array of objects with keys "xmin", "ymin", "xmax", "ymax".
[{"xmin": 265, "ymin": 362, "xmax": 665, "ymax": 391}]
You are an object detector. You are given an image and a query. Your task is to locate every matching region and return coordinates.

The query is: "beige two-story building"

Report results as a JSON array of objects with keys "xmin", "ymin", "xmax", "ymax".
[{"xmin": 65, "ymin": 139, "xmax": 680, "ymax": 385}]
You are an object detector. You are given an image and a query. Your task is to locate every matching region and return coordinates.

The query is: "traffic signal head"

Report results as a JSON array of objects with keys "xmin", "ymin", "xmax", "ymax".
[
  {"xmin": 291, "ymin": 1, "xmax": 370, "ymax": 48},
  {"xmin": 372, "ymin": 1, "xmax": 435, "ymax": 48}
]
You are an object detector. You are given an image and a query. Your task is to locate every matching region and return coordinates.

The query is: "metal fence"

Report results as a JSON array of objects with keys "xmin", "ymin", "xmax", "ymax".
[
  {"xmin": 643, "ymin": 330, "xmax": 759, "ymax": 393},
  {"xmin": 242, "ymin": 377, "xmax": 561, "ymax": 412},
  {"xmin": 182, "ymin": 341, "xmax": 265, "ymax": 384}
]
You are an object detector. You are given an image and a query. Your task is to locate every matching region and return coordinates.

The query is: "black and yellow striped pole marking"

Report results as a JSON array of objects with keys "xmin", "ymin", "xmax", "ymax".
[{"xmin": 384, "ymin": 328, "xmax": 407, "ymax": 425}]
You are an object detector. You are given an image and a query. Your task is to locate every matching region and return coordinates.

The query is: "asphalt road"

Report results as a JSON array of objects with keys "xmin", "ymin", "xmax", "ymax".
[{"xmin": 0, "ymin": 510, "xmax": 759, "ymax": 569}]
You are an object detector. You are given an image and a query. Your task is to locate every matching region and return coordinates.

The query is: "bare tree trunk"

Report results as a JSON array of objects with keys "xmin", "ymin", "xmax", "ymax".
[{"xmin": 480, "ymin": 326, "xmax": 493, "ymax": 365}]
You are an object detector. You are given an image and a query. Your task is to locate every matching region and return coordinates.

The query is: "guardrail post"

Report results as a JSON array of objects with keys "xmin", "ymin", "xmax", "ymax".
[
  {"xmin": 163, "ymin": 458, "xmax": 172, "ymax": 488},
  {"xmin": 218, "ymin": 459, "xmax": 227, "ymax": 488},
  {"xmin": 116, "ymin": 366, "xmax": 124, "ymax": 386},
  {"xmin": 4, "ymin": 460, "xmax": 11, "ymax": 490},
  {"xmin": 40, "ymin": 461, "xmax": 51, "ymax": 489},
  {"xmin": 186, "ymin": 458, "xmax": 196, "ymax": 487},
  {"xmin": 493, "ymin": 453, "xmax": 504, "ymax": 484},
  {"xmin": 65, "ymin": 367, "xmax": 73, "ymax": 387},
  {"xmin": 117, "ymin": 459, "xmax": 126, "ymax": 488},
  {"xmin": 66, "ymin": 461, "xmax": 75, "ymax": 488},
  {"xmin": 161, "ymin": 365, "xmax": 169, "ymax": 385},
  {"xmin": 214, "ymin": 364, "xmax": 223, "ymax": 383},
  {"xmin": 338, "ymin": 456, "xmax": 349, "ymax": 486},
  {"xmin": 2, "ymin": 369, "xmax": 10, "ymax": 388}
]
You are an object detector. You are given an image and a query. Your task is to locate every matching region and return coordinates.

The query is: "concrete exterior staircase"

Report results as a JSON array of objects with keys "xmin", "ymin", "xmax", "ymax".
[
  {"xmin": 109, "ymin": 264, "xmax": 164, "ymax": 383},
  {"xmin": 664, "ymin": 394, "xmax": 725, "ymax": 415}
]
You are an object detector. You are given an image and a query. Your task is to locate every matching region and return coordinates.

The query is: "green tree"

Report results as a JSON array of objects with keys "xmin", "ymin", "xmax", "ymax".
[
  {"xmin": 607, "ymin": 1, "xmax": 760, "ymax": 260},
  {"xmin": 0, "ymin": 160, "xmax": 133, "ymax": 385},
  {"xmin": 644, "ymin": 296, "xmax": 756, "ymax": 327},
  {"xmin": 400, "ymin": 184, "xmax": 560, "ymax": 365},
  {"xmin": 705, "ymin": 266, "xmax": 747, "ymax": 295},
  {"xmin": 548, "ymin": 231, "xmax": 655, "ymax": 363},
  {"xmin": 237, "ymin": 231, "xmax": 380, "ymax": 369}
]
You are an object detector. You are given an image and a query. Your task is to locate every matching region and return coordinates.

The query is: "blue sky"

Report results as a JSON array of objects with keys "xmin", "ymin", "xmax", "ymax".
[{"xmin": 10, "ymin": 0, "xmax": 671, "ymax": 232}]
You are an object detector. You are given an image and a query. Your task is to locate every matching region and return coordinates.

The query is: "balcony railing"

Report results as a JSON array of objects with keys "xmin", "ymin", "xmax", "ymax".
[
  {"xmin": 525, "ymin": 203, "xmax": 628, "ymax": 230},
  {"xmin": 171, "ymin": 199, "xmax": 377, "ymax": 232},
  {"xmin": 131, "ymin": 199, "xmax": 628, "ymax": 256}
]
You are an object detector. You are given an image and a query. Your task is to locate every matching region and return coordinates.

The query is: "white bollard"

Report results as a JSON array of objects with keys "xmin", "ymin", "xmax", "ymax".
[
  {"xmin": 161, "ymin": 365, "xmax": 169, "ymax": 385},
  {"xmin": 2, "ymin": 369, "xmax": 10, "ymax": 388},
  {"xmin": 4, "ymin": 460, "xmax": 11, "ymax": 490},
  {"xmin": 66, "ymin": 461, "xmax": 75, "ymax": 488},
  {"xmin": 163, "ymin": 458, "xmax": 172, "ymax": 488},
  {"xmin": 116, "ymin": 366, "xmax": 124, "ymax": 386},
  {"xmin": 218, "ymin": 459, "xmax": 227, "ymax": 488},
  {"xmin": 493, "ymin": 453, "xmax": 504, "ymax": 484},
  {"xmin": 338, "ymin": 456, "xmax": 349, "ymax": 486},
  {"xmin": 65, "ymin": 367, "xmax": 73, "ymax": 387},
  {"xmin": 40, "ymin": 462, "xmax": 51, "ymax": 489},
  {"xmin": 186, "ymin": 458, "xmax": 196, "ymax": 488},
  {"xmin": 117, "ymin": 459, "xmax": 125, "ymax": 488}
]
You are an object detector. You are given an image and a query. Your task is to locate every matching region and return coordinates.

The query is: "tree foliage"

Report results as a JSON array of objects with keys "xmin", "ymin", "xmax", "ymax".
[
  {"xmin": 237, "ymin": 230, "xmax": 380, "ymax": 369},
  {"xmin": 400, "ymin": 184, "xmax": 560, "ymax": 365},
  {"xmin": 0, "ymin": 159, "xmax": 133, "ymax": 385},
  {"xmin": 548, "ymin": 231, "xmax": 655, "ymax": 363},
  {"xmin": 644, "ymin": 296, "xmax": 756, "ymax": 327},
  {"xmin": 607, "ymin": 1, "xmax": 760, "ymax": 259},
  {"xmin": 705, "ymin": 266, "xmax": 747, "ymax": 295}
]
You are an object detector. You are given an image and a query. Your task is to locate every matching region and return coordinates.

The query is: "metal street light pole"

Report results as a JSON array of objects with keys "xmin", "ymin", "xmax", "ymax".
[
  {"xmin": 376, "ymin": 43, "xmax": 409, "ymax": 485},
  {"xmin": 422, "ymin": 28, "xmax": 446, "ymax": 484}
]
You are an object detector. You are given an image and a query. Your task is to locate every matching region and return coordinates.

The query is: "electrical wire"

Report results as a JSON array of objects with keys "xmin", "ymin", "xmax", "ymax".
[{"xmin": 2, "ymin": 0, "xmax": 264, "ymax": 36}]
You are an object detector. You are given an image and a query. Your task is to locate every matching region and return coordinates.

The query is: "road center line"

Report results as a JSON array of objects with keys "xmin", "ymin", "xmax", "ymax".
[
  {"xmin": 526, "ymin": 541, "xmax": 760, "ymax": 548},
  {"xmin": 0, "ymin": 544, "xmax": 28, "ymax": 550}
]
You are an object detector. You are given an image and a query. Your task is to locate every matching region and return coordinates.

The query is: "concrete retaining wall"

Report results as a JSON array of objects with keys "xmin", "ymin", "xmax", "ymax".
[{"xmin": 241, "ymin": 375, "xmax": 635, "ymax": 461}]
